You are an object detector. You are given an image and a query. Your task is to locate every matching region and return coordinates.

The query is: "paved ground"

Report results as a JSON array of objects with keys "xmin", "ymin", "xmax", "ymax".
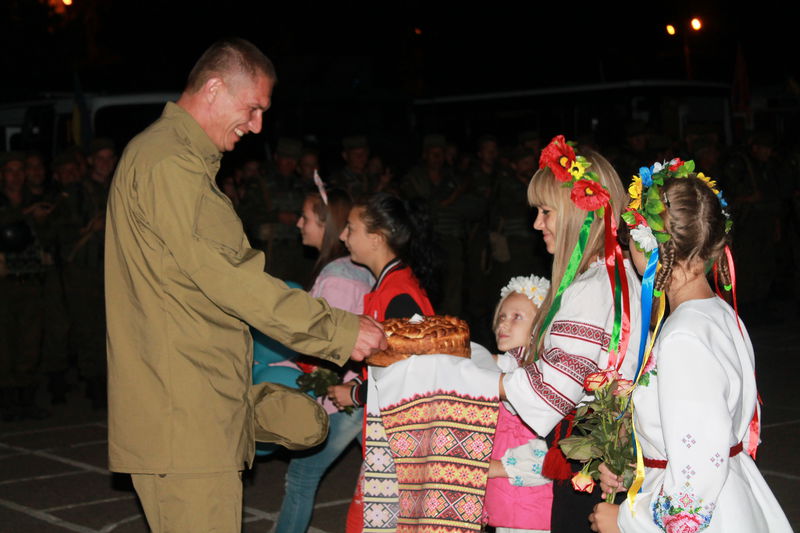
[{"xmin": 2, "ymin": 318, "xmax": 799, "ymax": 533}]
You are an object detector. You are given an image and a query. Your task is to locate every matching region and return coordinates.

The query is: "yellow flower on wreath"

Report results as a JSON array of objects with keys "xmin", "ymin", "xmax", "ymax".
[
  {"xmin": 568, "ymin": 159, "xmax": 586, "ymax": 180},
  {"xmin": 628, "ymin": 175, "xmax": 642, "ymax": 210},
  {"xmin": 696, "ymin": 172, "xmax": 719, "ymax": 194}
]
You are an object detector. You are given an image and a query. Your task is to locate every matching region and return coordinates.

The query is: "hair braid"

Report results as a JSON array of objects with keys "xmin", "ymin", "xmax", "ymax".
[{"xmin": 654, "ymin": 239, "xmax": 676, "ymax": 294}]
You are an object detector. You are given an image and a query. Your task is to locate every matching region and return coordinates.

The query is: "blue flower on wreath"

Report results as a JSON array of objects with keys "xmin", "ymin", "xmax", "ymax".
[
  {"xmin": 717, "ymin": 191, "xmax": 728, "ymax": 208},
  {"xmin": 639, "ymin": 166, "xmax": 653, "ymax": 187}
]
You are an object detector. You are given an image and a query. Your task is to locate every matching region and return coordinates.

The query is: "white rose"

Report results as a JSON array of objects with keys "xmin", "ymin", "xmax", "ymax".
[{"xmin": 630, "ymin": 224, "xmax": 658, "ymax": 252}]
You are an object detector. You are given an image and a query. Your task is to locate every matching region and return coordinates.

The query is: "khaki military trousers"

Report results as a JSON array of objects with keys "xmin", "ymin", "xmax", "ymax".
[{"xmin": 131, "ymin": 471, "xmax": 242, "ymax": 533}]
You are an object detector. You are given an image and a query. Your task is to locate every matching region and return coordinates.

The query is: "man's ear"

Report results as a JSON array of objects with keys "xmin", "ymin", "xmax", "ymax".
[{"xmin": 204, "ymin": 77, "xmax": 224, "ymax": 104}]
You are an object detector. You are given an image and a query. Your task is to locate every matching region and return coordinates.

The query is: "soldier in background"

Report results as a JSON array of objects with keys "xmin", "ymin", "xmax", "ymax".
[
  {"xmin": 73, "ymin": 139, "xmax": 116, "ymax": 408},
  {"xmin": 0, "ymin": 152, "xmax": 50, "ymax": 420},
  {"xmin": 464, "ymin": 135, "xmax": 507, "ymax": 347},
  {"xmin": 331, "ymin": 135, "xmax": 371, "ymax": 198},
  {"xmin": 400, "ymin": 134, "xmax": 468, "ymax": 315},
  {"xmin": 263, "ymin": 138, "xmax": 313, "ymax": 283},
  {"xmin": 488, "ymin": 147, "xmax": 548, "ymax": 316},
  {"xmin": 24, "ymin": 151, "xmax": 72, "ymax": 404},
  {"xmin": 724, "ymin": 132, "xmax": 785, "ymax": 323}
]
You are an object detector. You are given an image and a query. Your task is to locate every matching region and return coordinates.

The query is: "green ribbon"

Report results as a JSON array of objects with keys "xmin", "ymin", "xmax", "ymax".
[
  {"xmin": 534, "ymin": 212, "xmax": 595, "ymax": 360},
  {"xmin": 607, "ymin": 265, "xmax": 623, "ymax": 358}
]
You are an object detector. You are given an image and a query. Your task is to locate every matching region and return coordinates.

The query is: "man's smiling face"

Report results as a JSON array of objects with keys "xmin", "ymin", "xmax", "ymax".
[{"xmin": 208, "ymin": 72, "xmax": 273, "ymax": 152}]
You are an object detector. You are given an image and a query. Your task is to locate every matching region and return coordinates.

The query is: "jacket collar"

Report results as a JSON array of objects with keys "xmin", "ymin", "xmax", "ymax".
[{"xmin": 163, "ymin": 102, "xmax": 223, "ymax": 169}]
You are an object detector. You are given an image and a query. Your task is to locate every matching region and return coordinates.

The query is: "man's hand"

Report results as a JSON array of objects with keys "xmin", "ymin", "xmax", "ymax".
[{"xmin": 349, "ymin": 315, "xmax": 387, "ymax": 362}]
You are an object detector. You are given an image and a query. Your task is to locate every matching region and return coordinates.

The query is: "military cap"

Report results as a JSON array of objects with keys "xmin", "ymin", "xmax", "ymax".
[{"xmin": 251, "ymin": 382, "xmax": 328, "ymax": 449}]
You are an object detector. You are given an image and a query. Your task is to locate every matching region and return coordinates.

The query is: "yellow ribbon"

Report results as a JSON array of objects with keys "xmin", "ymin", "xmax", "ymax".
[{"xmin": 627, "ymin": 293, "xmax": 665, "ymax": 512}]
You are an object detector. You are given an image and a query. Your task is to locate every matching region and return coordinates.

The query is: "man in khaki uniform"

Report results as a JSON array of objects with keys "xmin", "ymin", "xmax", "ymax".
[{"xmin": 105, "ymin": 38, "xmax": 385, "ymax": 533}]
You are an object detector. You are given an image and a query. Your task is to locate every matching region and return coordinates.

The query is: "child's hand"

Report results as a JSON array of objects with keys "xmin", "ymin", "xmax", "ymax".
[
  {"xmin": 487, "ymin": 459, "xmax": 508, "ymax": 479},
  {"xmin": 327, "ymin": 382, "xmax": 356, "ymax": 409},
  {"xmin": 589, "ymin": 502, "xmax": 620, "ymax": 533},
  {"xmin": 598, "ymin": 462, "xmax": 625, "ymax": 499}
]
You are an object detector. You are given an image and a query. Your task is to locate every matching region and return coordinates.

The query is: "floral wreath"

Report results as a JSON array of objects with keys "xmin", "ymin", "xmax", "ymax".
[
  {"xmin": 622, "ymin": 158, "xmax": 731, "ymax": 255},
  {"xmin": 500, "ymin": 275, "xmax": 551, "ymax": 307},
  {"xmin": 539, "ymin": 135, "xmax": 612, "ymax": 213},
  {"xmin": 534, "ymin": 135, "xmax": 631, "ymax": 374}
]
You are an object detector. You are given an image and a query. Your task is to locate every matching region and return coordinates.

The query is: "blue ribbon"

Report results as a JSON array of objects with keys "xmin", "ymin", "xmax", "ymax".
[{"xmin": 634, "ymin": 248, "xmax": 659, "ymax": 381}]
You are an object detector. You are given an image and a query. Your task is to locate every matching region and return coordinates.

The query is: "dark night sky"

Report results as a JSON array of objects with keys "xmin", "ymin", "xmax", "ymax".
[{"xmin": 2, "ymin": 0, "xmax": 796, "ymax": 100}]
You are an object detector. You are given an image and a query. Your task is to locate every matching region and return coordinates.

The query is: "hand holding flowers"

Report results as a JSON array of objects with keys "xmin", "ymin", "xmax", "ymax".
[{"xmin": 559, "ymin": 370, "xmax": 636, "ymax": 503}]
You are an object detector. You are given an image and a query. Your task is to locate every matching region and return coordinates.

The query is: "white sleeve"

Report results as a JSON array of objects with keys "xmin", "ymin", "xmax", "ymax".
[
  {"xmin": 502, "ymin": 279, "xmax": 609, "ymax": 437},
  {"xmin": 501, "ymin": 437, "xmax": 551, "ymax": 487},
  {"xmin": 618, "ymin": 332, "xmax": 731, "ymax": 533}
]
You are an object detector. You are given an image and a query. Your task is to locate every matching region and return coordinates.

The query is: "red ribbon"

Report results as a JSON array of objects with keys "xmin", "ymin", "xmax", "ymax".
[{"xmin": 602, "ymin": 210, "xmax": 631, "ymax": 370}]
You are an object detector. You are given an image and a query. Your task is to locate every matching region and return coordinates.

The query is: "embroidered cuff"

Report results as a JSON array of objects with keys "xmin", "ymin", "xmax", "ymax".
[{"xmin": 501, "ymin": 437, "xmax": 551, "ymax": 487}]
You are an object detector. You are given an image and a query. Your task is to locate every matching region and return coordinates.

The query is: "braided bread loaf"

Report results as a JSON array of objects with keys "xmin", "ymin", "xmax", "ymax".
[{"xmin": 366, "ymin": 315, "xmax": 471, "ymax": 367}]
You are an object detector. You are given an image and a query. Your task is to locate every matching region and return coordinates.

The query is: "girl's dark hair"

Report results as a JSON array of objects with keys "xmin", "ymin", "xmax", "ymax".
[
  {"xmin": 356, "ymin": 192, "xmax": 441, "ymax": 297},
  {"xmin": 653, "ymin": 174, "xmax": 731, "ymax": 295},
  {"xmin": 307, "ymin": 188, "xmax": 352, "ymax": 286}
]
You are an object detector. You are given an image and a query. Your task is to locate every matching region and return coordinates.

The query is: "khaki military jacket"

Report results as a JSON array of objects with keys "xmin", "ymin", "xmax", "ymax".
[{"xmin": 105, "ymin": 103, "xmax": 359, "ymax": 474}]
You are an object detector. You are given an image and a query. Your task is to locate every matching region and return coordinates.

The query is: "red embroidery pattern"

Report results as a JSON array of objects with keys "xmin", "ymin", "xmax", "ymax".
[
  {"xmin": 541, "ymin": 347, "xmax": 600, "ymax": 386},
  {"xmin": 521, "ymin": 358, "xmax": 576, "ymax": 417},
  {"xmin": 550, "ymin": 320, "xmax": 611, "ymax": 350},
  {"xmin": 380, "ymin": 393, "xmax": 499, "ymax": 533}
]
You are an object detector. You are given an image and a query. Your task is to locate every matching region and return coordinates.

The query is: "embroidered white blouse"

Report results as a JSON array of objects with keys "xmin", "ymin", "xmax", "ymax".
[
  {"xmin": 499, "ymin": 259, "xmax": 643, "ymax": 437},
  {"xmin": 617, "ymin": 297, "xmax": 792, "ymax": 533}
]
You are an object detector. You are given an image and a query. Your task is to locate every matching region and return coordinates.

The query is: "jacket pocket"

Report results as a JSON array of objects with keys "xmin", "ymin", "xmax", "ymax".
[{"xmin": 194, "ymin": 192, "xmax": 244, "ymax": 255}]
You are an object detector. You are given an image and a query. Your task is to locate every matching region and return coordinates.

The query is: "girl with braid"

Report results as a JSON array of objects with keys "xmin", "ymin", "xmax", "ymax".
[{"xmin": 590, "ymin": 164, "xmax": 792, "ymax": 532}]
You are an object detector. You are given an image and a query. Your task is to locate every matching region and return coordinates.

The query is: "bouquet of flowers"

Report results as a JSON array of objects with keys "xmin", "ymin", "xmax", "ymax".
[
  {"xmin": 295, "ymin": 365, "xmax": 354, "ymax": 414},
  {"xmin": 559, "ymin": 370, "xmax": 635, "ymax": 502}
]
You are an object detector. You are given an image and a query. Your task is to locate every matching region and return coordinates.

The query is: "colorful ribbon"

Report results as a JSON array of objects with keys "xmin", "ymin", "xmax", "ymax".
[
  {"xmin": 534, "ymin": 212, "xmax": 594, "ymax": 358},
  {"xmin": 626, "ymin": 253, "xmax": 664, "ymax": 513}
]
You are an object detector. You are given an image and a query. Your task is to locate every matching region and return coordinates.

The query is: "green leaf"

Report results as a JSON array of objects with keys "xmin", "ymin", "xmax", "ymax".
[
  {"xmin": 683, "ymin": 160, "xmax": 695, "ymax": 173},
  {"xmin": 646, "ymin": 212, "xmax": 664, "ymax": 232},
  {"xmin": 559, "ymin": 437, "xmax": 599, "ymax": 461},
  {"xmin": 621, "ymin": 211, "xmax": 636, "ymax": 225},
  {"xmin": 639, "ymin": 372, "xmax": 651, "ymax": 387},
  {"xmin": 654, "ymin": 231, "xmax": 671, "ymax": 243}
]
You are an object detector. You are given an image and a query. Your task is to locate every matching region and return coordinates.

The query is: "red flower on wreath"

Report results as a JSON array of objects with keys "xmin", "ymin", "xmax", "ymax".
[
  {"xmin": 540, "ymin": 135, "xmax": 576, "ymax": 183},
  {"xmin": 668, "ymin": 158, "xmax": 684, "ymax": 172},
  {"xmin": 623, "ymin": 208, "xmax": 648, "ymax": 228},
  {"xmin": 571, "ymin": 179, "xmax": 610, "ymax": 211}
]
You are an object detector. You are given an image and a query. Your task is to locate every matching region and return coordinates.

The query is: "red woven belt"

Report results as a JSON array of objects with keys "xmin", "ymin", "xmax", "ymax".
[{"xmin": 643, "ymin": 442, "xmax": 743, "ymax": 469}]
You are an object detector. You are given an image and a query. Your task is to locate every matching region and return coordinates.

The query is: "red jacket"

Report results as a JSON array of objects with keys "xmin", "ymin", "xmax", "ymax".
[{"xmin": 362, "ymin": 262, "xmax": 434, "ymax": 322}]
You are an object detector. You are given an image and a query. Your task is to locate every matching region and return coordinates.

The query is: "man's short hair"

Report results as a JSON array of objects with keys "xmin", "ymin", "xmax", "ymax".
[{"xmin": 185, "ymin": 37, "xmax": 277, "ymax": 93}]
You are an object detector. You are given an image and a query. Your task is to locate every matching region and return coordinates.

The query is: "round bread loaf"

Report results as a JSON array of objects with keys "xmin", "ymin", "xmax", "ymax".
[{"xmin": 366, "ymin": 315, "xmax": 471, "ymax": 367}]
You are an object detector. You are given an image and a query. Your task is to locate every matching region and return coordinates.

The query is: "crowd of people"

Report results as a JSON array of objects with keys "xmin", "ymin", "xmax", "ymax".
[{"xmin": 0, "ymin": 36, "xmax": 798, "ymax": 533}]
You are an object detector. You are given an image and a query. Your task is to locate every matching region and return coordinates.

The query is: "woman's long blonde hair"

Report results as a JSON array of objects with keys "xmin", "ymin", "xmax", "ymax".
[{"xmin": 525, "ymin": 148, "xmax": 626, "ymax": 363}]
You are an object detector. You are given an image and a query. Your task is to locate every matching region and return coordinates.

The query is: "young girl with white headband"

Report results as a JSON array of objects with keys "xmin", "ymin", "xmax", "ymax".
[{"xmin": 485, "ymin": 274, "xmax": 555, "ymax": 533}]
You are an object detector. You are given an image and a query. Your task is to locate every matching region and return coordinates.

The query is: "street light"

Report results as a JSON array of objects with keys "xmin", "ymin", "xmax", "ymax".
[{"xmin": 665, "ymin": 18, "xmax": 704, "ymax": 79}]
